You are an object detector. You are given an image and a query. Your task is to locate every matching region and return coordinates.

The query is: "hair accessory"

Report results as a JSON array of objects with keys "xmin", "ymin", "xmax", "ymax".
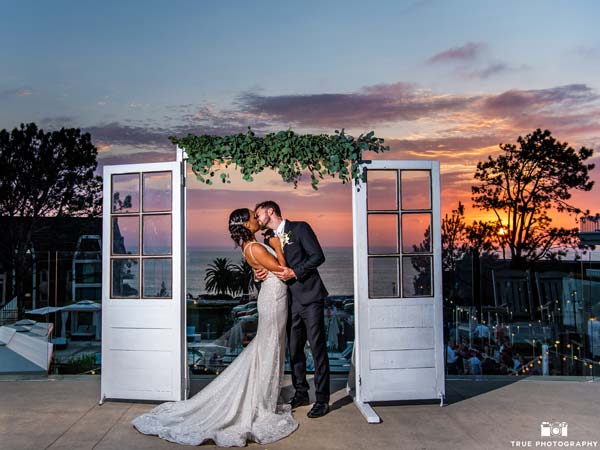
[{"xmin": 229, "ymin": 220, "xmax": 245, "ymax": 226}]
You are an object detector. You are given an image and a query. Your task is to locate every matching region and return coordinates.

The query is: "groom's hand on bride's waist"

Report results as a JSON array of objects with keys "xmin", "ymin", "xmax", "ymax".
[{"xmin": 273, "ymin": 266, "xmax": 296, "ymax": 281}]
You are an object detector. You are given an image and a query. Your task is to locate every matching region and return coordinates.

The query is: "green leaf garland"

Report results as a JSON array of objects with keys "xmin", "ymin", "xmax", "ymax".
[{"xmin": 170, "ymin": 128, "xmax": 389, "ymax": 190}]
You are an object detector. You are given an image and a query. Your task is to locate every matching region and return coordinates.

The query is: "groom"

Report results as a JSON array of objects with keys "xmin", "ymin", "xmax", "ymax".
[{"xmin": 254, "ymin": 200, "xmax": 331, "ymax": 418}]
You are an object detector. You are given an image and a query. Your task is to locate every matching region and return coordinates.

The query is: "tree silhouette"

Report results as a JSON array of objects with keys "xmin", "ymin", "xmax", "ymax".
[
  {"xmin": 204, "ymin": 257, "xmax": 236, "ymax": 296},
  {"xmin": 411, "ymin": 225, "xmax": 432, "ymax": 296},
  {"xmin": 442, "ymin": 202, "xmax": 468, "ymax": 273},
  {"xmin": 0, "ymin": 123, "xmax": 103, "ymax": 311},
  {"xmin": 232, "ymin": 259, "xmax": 258, "ymax": 296},
  {"xmin": 441, "ymin": 202, "xmax": 499, "ymax": 304},
  {"xmin": 112, "ymin": 192, "xmax": 133, "ymax": 213},
  {"xmin": 471, "ymin": 129, "xmax": 594, "ymax": 266}
]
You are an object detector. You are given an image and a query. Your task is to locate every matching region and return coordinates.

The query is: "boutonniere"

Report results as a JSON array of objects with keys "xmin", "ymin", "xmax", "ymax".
[{"xmin": 281, "ymin": 231, "xmax": 293, "ymax": 248}]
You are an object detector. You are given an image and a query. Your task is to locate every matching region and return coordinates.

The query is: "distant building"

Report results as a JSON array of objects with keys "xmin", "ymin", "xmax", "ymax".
[
  {"xmin": 580, "ymin": 213, "xmax": 600, "ymax": 245},
  {"xmin": 0, "ymin": 217, "xmax": 102, "ymax": 315}
]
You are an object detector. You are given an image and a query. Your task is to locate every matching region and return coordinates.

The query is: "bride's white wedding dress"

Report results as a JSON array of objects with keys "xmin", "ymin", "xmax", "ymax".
[{"xmin": 132, "ymin": 242, "xmax": 298, "ymax": 446}]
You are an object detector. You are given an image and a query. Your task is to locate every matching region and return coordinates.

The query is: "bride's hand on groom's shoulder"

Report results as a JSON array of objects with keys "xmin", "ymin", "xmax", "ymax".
[
  {"xmin": 262, "ymin": 229, "xmax": 275, "ymax": 244},
  {"xmin": 267, "ymin": 235, "xmax": 282, "ymax": 250}
]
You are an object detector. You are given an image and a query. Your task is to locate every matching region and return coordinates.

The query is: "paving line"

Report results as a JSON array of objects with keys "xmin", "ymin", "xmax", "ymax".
[
  {"xmin": 43, "ymin": 402, "xmax": 99, "ymax": 450},
  {"xmin": 91, "ymin": 404, "xmax": 134, "ymax": 450}
]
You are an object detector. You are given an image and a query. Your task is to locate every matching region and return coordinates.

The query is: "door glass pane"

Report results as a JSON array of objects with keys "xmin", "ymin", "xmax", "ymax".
[
  {"xmin": 143, "ymin": 172, "xmax": 172, "ymax": 212},
  {"xmin": 369, "ymin": 257, "xmax": 399, "ymax": 297},
  {"xmin": 402, "ymin": 256, "xmax": 432, "ymax": 297},
  {"xmin": 367, "ymin": 170, "xmax": 398, "ymax": 211},
  {"xmin": 143, "ymin": 258, "xmax": 172, "ymax": 298},
  {"xmin": 112, "ymin": 216, "xmax": 140, "ymax": 255},
  {"xmin": 143, "ymin": 215, "xmax": 172, "ymax": 255},
  {"xmin": 111, "ymin": 259, "xmax": 140, "ymax": 298},
  {"xmin": 401, "ymin": 170, "xmax": 431, "ymax": 210},
  {"xmin": 368, "ymin": 214, "xmax": 398, "ymax": 254},
  {"xmin": 402, "ymin": 213, "xmax": 431, "ymax": 253},
  {"xmin": 112, "ymin": 174, "xmax": 139, "ymax": 213}
]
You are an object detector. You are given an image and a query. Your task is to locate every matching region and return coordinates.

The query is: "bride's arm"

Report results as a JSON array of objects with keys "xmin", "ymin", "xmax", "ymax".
[{"xmin": 267, "ymin": 236, "xmax": 287, "ymax": 267}]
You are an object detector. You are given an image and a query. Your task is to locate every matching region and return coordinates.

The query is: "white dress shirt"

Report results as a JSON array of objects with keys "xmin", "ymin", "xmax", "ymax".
[{"xmin": 276, "ymin": 219, "xmax": 287, "ymax": 237}]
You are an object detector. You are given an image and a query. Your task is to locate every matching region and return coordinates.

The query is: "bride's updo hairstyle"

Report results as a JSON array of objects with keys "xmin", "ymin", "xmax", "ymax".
[{"xmin": 229, "ymin": 208, "xmax": 253, "ymax": 248}]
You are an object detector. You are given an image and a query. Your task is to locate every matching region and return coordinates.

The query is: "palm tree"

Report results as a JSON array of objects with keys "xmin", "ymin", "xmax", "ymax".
[
  {"xmin": 232, "ymin": 259, "xmax": 258, "ymax": 295},
  {"xmin": 204, "ymin": 258, "xmax": 236, "ymax": 296}
]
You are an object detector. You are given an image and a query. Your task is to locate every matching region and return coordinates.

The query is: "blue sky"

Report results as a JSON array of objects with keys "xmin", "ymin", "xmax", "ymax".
[{"xmin": 2, "ymin": 1, "xmax": 600, "ymax": 246}]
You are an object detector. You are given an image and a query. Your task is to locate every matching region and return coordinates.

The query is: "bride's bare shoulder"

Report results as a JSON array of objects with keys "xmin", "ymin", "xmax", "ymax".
[{"xmin": 243, "ymin": 242, "xmax": 267, "ymax": 261}]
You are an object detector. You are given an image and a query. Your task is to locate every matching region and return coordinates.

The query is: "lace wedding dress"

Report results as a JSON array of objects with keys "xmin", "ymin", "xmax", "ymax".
[{"xmin": 132, "ymin": 242, "xmax": 298, "ymax": 446}]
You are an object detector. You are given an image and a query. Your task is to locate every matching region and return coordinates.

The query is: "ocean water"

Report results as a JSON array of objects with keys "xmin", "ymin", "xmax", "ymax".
[{"xmin": 187, "ymin": 247, "xmax": 354, "ymax": 296}]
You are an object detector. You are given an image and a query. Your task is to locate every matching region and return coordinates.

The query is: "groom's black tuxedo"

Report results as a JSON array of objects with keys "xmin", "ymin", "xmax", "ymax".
[
  {"xmin": 282, "ymin": 220, "xmax": 329, "ymax": 305},
  {"xmin": 279, "ymin": 220, "xmax": 330, "ymax": 404}
]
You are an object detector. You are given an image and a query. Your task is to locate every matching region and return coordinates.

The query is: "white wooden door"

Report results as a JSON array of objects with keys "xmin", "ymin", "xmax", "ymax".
[
  {"xmin": 352, "ymin": 161, "xmax": 444, "ymax": 406},
  {"xmin": 101, "ymin": 150, "xmax": 187, "ymax": 402}
]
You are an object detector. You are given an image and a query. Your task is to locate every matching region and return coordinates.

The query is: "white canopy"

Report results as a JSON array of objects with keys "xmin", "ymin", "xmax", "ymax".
[
  {"xmin": 60, "ymin": 300, "xmax": 101, "ymax": 311},
  {"xmin": 60, "ymin": 300, "xmax": 102, "ymax": 340},
  {"xmin": 26, "ymin": 306, "xmax": 63, "ymax": 315}
]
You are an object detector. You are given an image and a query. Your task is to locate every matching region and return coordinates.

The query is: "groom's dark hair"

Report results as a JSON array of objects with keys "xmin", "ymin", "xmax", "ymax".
[{"xmin": 255, "ymin": 200, "xmax": 281, "ymax": 217}]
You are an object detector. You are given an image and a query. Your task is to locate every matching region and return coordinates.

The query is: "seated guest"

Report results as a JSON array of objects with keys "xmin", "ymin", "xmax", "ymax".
[
  {"xmin": 482, "ymin": 354, "xmax": 498, "ymax": 374},
  {"xmin": 513, "ymin": 353, "xmax": 525, "ymax": 371},
  {"xmin": 472, "ymin": 320, "xmax": 491, "ymax": 339},
  {"xmin": 447, "ymin": 339, "xmax": 459, "ymax": 374},
  {"xmin": 468, "ymin": 351, "xmax": 482, "ymax": 376}
]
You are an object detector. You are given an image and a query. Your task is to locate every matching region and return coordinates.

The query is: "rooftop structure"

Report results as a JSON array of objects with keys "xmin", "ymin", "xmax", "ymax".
[{"xmin": 580, "ymin": 214, "xmax": 600, "ymax": 245}]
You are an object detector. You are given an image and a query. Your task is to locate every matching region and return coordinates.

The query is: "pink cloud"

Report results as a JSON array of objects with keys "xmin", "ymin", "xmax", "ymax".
[{"xmin": 426, "ymin": 42, "xmax": 485, "ymax": 64}]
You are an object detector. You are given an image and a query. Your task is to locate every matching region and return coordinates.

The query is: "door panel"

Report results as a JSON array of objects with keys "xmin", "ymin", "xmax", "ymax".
[
  {"xmin": 101, "ymin": 157, "xmax": 186, "ymax": 402},
  {"xmin": 353, "ymin": 160, "xmax": 444, "ymax": 403}
]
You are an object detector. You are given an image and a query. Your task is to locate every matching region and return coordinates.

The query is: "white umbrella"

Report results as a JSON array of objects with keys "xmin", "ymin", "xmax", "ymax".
[{"xmin": 26, "ymin": 306, "xmax": 62, "ymax": 315}]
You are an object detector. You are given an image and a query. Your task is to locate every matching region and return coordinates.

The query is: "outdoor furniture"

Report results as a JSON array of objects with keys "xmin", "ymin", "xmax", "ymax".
[
  {"xmin": 329, "ymin": 341, "xmax": 353, "ymax": 361},
  {"xmin": 71, "ymin": 324, "xmax": 96, "ymax": 340},
  {"xmin": 186, "ymin": 326, "xmax": 201, "ymax": 342},
  {"xmin": 15, "ymin": 319, "xmax": 37, "ymax": 326},
  {"xmin": 51, "ymin": 337, "xmax": 67, "ymax": 349},
  {"xmin": 491, "ymin": 269, "xmax": 534, "ymax": 321},
  {"xmin": 329, "ymin": 341, "xmax": 353, "ymax": 369}
]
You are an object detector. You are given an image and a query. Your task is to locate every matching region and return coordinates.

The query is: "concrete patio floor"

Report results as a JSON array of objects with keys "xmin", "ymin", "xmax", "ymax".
[{"xmin": 1, "ymin": 375, "xmax": 599, "ymax": 450}]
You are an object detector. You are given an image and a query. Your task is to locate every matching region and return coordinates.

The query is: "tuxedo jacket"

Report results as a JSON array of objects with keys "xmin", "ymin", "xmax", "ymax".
[{"xmin": 280, "ymin": 220, "xmax": 329, "ymax": 306}]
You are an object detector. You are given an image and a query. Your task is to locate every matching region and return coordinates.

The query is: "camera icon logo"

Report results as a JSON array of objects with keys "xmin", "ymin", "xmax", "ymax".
[{"xmin": 540, "ymin": 421, "xmax": 568, "ymax": 437}]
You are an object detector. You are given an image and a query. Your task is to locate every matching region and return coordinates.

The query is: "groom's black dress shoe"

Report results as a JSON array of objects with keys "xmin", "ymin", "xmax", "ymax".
[
  {"xmin": 289, "ymin": 394, "xmax": 310, "ymax": 409},
  {"xmin": 307, "ymin": 402, "xmax": 329, "ymax": 418}
]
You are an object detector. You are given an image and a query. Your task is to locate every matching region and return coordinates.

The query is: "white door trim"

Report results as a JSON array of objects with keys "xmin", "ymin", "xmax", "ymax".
[
  {"xmin": 100, "ymin": 150, "xmax": 186, "ymax": 402},
  {"xmin": 351, "ymin": 160, "xmax": 444, "ymax": 422}
]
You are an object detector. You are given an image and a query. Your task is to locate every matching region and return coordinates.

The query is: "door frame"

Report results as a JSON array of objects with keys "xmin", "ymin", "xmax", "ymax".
[
  {"xmin": 351, "ymin": 160, "xmax": 444, "ymax": 422},
  {"xmin": 100, "ymin": 148, "xmax": 187, "ymax": 403}
]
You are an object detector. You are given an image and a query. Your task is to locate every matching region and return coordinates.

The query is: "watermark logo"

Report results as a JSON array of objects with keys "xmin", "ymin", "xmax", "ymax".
[
  {"xmin": 509, "ymin": 421, "xmax": 597, "ymax": 447},
  {"xmin": 541, "ymin": 421, "xmax": 568, "ymax": 438}
]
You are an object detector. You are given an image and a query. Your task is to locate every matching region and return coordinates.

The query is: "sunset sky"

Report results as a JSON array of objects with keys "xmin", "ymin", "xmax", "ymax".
[{"xmin": 2, "ymin": 1, "xmax": 600, "ymax": 248}]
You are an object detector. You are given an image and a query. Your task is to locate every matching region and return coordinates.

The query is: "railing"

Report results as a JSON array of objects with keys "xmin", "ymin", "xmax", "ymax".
[
  {"xmin": 0, "ymin": 308, "xmax": 18, "ymax": 326},
  {"xmin": 580, "ymin": 214, "xmax": 600, "ymax": 233},
  {"xmin": 0, "ymin": 298, "xmax": 19, "ymax": 326}
]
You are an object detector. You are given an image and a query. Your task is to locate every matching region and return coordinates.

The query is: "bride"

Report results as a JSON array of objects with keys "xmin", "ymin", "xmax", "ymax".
[{"xmin": 132, "ymin": 208, "xmax": 299, "ymax": 446}]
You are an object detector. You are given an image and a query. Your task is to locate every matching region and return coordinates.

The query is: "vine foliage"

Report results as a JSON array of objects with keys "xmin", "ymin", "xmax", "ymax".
[{"xmin": 170, "ymin": 128, "xmax": 390, "ymax": 190}]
